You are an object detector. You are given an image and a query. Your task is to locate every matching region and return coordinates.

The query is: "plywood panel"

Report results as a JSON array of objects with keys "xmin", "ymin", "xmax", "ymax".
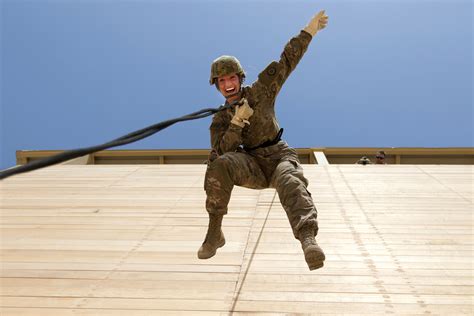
[{"xmin": 1, "ymin": 164, "xmax": 472, "ymax": 315}]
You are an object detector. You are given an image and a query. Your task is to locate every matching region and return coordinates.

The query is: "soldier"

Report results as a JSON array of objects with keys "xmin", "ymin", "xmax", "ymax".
[
  {"xmin": 198, "ymin": 11, "xmax": 329, "ymax": 270},
  {"xmin": 356, "ymin": 156, "xmax": 373, "ymax": 165},
  {"xmin": 375, "ymin": 150, "xmax": 387, "ymax": 164}
]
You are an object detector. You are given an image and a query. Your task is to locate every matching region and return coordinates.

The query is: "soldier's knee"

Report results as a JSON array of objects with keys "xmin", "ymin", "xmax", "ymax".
[
  {"xmin": 207, "ymin": 155, "xmax": 231, "ymax": 177},
  {"xmin": 204, "ymin": 153, "xmax": 237, "ymax": 192},
  {"xmin": 210, "ymin": 153, "xmax": 235, "ymax": 168},
  {"xmin": 288, "ymin": 159, "xmax": 309, "ymax": 186},
  {"xmin": 273, "ymin": 161, "xmax": 308, "ymax": 189},
  {"xmin": 277, "ymin": 174, "xmax": 301, "ymax": 191}
]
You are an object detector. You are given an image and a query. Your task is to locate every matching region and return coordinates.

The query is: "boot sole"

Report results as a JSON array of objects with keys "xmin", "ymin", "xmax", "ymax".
[
  {"xmin": 305, "ymin": 249, "xmax": 325, "ymax": 271},
  {"xmin": 308, "ymin": 260, "xmax": 324, "ymax": 270},
  {"xmin": 197, "ymin": 238, "xmax": 226, "ymax": 259}
]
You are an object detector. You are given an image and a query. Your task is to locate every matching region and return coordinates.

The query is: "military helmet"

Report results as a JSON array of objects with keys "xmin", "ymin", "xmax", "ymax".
[
  {"xmin": 209, "ymin": 55, "xmax": 245, "ymax": 85},
  {"xmin": 357, "ymin": 156, "xmax": 372, "ymax": 165}
]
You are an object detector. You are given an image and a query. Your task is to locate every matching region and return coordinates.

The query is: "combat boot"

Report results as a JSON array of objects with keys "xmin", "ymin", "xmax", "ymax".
[
  {"xmin": 298, "ymin": 225, "xmax": 325, "ymax": 270},
  {"xmin": 197, "ymin": 214, "xmax": 225, "ymax": 259}
]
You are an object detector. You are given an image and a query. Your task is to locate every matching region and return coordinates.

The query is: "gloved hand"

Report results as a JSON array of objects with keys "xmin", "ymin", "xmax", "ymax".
[
  {"xmin": 231, "ymin": 98, "xmax": 254, "ymax": 128},
  {"xmin": 303, "ymin": 10, "xmax": 329, "ymax": 37}
]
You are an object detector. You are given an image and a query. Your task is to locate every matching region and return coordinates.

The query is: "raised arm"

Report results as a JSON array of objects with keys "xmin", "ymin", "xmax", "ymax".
[{"xmin": 253, "ymin": 10, "xmax": 329, "ymax": 99}]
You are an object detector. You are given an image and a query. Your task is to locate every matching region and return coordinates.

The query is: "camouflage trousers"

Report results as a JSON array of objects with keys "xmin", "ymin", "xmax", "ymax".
[{"xmin": 204, "ymin": 141, "xmax": 318, "ymax": 239}]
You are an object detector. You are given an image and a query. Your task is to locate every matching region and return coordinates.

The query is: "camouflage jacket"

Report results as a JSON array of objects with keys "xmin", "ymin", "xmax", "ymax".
[{"xmin": 210, "ymin": 30, "xmax": 313, "ymax": 155}]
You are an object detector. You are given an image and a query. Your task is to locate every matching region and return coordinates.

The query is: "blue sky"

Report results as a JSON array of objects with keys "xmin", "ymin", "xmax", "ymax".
[{"xmin": 1, "ymin": 0, "xmax": 472, "ymax": 169}]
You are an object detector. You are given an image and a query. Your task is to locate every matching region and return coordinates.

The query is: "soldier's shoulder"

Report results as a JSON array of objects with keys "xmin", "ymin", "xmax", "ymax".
[
  {"xmin": 241, "ymin": 85, "xmax": 252, "ymax": 95},
  {"xmin": 212, "ymin": 109, "xmax": 227, "ymax": 120},
  {"xmin": 210, "ymin": 107, "xmax": 230, "ymax": 127},
  {"xmin": 258, "ymin": 61, "xmax": 283, "ymax": 84}
]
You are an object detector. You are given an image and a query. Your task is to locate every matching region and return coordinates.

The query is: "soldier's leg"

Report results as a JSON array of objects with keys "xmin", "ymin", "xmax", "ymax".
[
  {"xmin": 198, "ymin": 152, "xmax": 267, "ymax": 259},
  {"xmin": 271, "ymin": 159, "xmax": 325, "ymax": 270}
]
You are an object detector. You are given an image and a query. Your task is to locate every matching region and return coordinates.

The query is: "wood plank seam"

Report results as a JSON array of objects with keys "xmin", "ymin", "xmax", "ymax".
[
  {"xmin": 229, "ymin": 189, "xmax": 278, "ymax": 314},
  {"xmin": 335, "ymin": 165, "xmax": 432, "ymax": 314},
  {"xmin": 327, "ymin": 167, "xmax": 397, "ymax": 313}
]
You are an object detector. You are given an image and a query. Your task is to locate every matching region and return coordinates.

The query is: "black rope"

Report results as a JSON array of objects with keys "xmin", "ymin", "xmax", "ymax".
[{"xmin": 0, "ymin": 101, "xmax": 239, "ymax": 180}]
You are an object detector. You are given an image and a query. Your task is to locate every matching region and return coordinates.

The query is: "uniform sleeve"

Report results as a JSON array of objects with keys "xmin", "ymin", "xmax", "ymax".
[
  {"xmin": 252, "ymin": 30, "xmax": 313, "ymax": 101},
  {"xmin": 210, "ymin": 112, "xmax": 243, "ymax": 155}
]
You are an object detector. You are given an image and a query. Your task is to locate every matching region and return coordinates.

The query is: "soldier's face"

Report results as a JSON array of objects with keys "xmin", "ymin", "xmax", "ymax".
[
  {"xmin": 217, "ymin": 74, "xmax": 241, "ymax": 100},
  {"xmin": 375, "ymin": 155, "xmax": 385, "ymax": 164}
]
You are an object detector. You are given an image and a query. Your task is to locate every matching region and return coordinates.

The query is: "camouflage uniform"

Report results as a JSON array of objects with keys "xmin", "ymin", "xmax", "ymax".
[{"xmin": 205, "ymin": 30, "xmax": 318, "ymax": 238}]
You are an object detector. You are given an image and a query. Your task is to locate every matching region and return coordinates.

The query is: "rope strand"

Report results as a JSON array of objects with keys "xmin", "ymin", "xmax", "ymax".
[{"xmin": 0, "ymin": 101, "xmax": 237, "ymax": 180}]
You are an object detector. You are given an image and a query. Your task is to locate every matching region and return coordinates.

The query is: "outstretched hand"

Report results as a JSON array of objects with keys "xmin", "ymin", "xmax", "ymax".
[{"xmin": 304, "ymin": 10, "xmax": 329, "ymax": 36}]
